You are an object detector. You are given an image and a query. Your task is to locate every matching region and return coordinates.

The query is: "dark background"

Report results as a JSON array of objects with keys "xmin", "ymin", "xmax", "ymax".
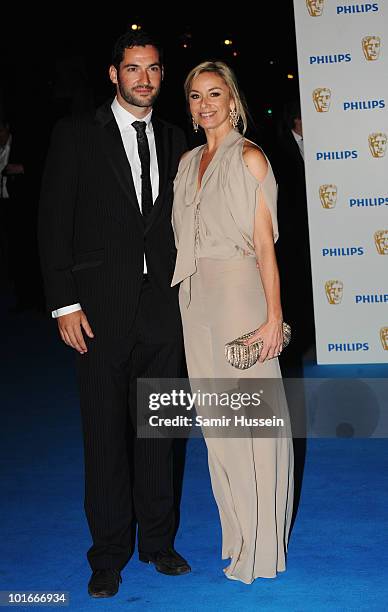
[
  {"xmin": 0, "ymin": 8, "xmax": 301, "ymax": 314},
  {"xmin": 0, "ymin": 9, "xmax": 299, "ymax": 142}
]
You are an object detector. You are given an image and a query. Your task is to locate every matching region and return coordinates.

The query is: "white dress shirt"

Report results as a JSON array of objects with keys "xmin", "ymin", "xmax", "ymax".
[
  {"xmin": 52, "ymin": 98, "xmax": 159, "ymax": 318},
  {"xmin": 291, "ymin": 129, "xmax": 304, "ymax": 160}
]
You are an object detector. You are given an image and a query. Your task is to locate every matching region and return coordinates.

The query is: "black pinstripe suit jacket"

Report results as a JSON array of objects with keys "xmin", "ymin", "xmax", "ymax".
[{"xmin": 38, "ymin": 101, "xmax": 187, "ymax": 335}]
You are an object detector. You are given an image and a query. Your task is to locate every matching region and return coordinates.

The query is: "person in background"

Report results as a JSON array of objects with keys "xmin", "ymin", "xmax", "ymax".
[
  {"xmin": 0, "ymin": 115, "xmax": 42, "ymax": 312},
  {"xmin": 272, "ymin": 97, "xmax": 314, "ymax": 530},
  {"xmin": 273, "ymin": 97, "xmax": 315, "ymax": 374}
]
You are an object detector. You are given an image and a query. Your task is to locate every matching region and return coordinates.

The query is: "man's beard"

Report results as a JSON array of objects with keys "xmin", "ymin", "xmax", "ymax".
[{"xmin": 118, "ymin": 82, "xmax": 160, "ymax": 108}]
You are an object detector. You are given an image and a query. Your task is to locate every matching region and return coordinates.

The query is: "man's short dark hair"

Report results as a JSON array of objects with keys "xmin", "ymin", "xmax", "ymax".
[{"xmin": 111, "ymin": 31, "xmax": 163, "ymax": 69}]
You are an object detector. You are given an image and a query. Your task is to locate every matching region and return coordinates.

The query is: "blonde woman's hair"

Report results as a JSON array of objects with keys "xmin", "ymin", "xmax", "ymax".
[{"xmin": 184, "ymin": 61, "xmax": 248, "ymax": 134}]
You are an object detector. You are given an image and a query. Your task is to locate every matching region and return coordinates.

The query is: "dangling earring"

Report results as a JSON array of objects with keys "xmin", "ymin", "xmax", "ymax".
[
  {"xmin": 229, "ymin": 108, "xmax": 239, "ymax": 129},
  {"xmin": 192, "ymin": 117, "xmax": 199, "ymax": 132}
]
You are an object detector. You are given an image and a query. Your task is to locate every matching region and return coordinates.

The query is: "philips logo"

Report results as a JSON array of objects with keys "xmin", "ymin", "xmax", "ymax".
[
  {"xmin": 343, "ymin": 99, "xmax": 385, "ymax": 111},
  {"xmin": 355, "ymin": 294, "xmax": 388, "ymax": 304},
  {"xmin": 349, "ymin": 196, "xmax": 388, "ymax": 208},
  {"xmin": 316, "ymin": 150, "xmax": 358, "ymax": 161},
  {"xmin": 322, "ymin": 247, "xmax": 364, "ymax": 256},
  {"xmin": 328, "ymin": 342, "xmax": 369, "ymax": 352},
  {"xmin": 337, "ymin": 3, "xmax": 379, "ymax": 14},
  {"xmin": 310, "ymin": 53, "xmax": 351, "ymax": 65}
]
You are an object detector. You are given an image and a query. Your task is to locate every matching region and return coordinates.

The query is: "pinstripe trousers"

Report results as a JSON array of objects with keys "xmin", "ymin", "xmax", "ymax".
[{"xmin": 76, "ymin": 276, "xmax": 183, "ymax": 571}]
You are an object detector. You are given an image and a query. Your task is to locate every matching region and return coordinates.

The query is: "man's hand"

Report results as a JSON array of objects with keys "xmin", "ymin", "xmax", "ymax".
[{"xmin": 57, "ymin": 310, "xmax": 94, "ymax": 354}]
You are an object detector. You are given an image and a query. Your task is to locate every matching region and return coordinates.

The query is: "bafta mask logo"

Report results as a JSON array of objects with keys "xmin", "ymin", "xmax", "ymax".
[
  {"xmin": 362, "ymin": 36, "xmax": 381, "ymax": 61},
  {"xmin": 380, "ymin": 327, "xmax": 388, "ymax": 350},
  {"xmin": 319, "ymin": 184, "xmax": 338, "ymax": 209},
  {"xmin": 374, "ymin": 230, "xmax": 388, "ymax": 254},
  {"xmin": 325, "ymin": 280, "xmax": 343, "ymax": 304},
  {"xmin": 369, "ymin": 133, "xmax": 387, "ymax": 158},
  {"xmin": 306, "ymin": 0, "xmax": 324, "ymax": 16},
  {"xmin": 313, "ymin": 88, "xmax": 331, "ymax": 113}
]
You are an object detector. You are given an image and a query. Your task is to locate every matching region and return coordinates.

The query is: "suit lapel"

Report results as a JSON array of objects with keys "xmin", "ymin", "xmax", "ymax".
[
  {"xmin": 145, "ymin": 117, "xmax": 171, "ymax": 231},
  {"xmin": 95, "ymin": 102, "xmax": 142, "ymax": 218},
  {"xmin": 153, "ymin": 116, "xmax": 170, "ymax": 196}
]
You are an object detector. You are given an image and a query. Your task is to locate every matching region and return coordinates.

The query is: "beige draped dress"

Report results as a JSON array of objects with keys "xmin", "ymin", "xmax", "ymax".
[{"xmin": 171, "ymin": 129, "xmax": 294, "ymax": 584}]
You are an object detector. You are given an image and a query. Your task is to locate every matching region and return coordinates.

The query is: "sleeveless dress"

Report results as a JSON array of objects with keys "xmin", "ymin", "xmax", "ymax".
[{"xmin": 171, "ymin": 129, "xmax": 294, "ymax": 583}]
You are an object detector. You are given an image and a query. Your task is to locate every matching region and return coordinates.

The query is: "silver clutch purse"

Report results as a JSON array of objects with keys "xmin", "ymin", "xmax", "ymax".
[{"xmin": 225, "ymin": 322, "xmax": 291, "ymax": 370}]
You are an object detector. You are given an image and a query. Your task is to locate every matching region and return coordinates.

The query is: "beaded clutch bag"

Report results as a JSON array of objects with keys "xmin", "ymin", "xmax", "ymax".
[{"xmin": 225, "ymin": 322, "xmax": 291, "ymax": 370}]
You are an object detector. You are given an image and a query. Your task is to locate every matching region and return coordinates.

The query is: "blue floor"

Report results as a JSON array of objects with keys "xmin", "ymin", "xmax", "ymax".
[{"xmin": 1, "ymin": 296, "xmax": 388, "ymax": 611}]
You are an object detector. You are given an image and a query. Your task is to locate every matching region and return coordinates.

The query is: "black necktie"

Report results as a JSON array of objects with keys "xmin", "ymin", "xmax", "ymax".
[{"xmin": 132, "ymin": 121, "xmax": 153, "ymax": 217}]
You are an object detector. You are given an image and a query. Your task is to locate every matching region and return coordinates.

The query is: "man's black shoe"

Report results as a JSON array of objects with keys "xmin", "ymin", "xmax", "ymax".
[
  {"xmin": 139, "ymin": 547, "xmax": 191, "ymax": 576},
  {"xmin": 88, "ymin": 569, "xmax": 122, "ymax": 598}
]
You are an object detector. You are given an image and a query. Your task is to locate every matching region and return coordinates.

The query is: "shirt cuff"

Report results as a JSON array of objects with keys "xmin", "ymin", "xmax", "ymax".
[{"xmin": 52, "ymin": 303, "xmax": 82, "ymax": 318}]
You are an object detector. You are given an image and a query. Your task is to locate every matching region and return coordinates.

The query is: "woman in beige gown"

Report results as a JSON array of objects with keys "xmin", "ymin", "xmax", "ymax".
[{"xmin": 171, "ymin": 61, "xmax": 294, "ymax": 584}]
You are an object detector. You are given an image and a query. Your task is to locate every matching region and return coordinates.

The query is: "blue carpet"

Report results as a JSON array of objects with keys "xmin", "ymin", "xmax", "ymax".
[{"xmin": 1, "ymin": 299, "xmax": 388, "ymax": 611}]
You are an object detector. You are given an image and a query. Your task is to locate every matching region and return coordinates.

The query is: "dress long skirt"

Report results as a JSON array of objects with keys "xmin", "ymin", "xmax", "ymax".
[{"xmin": 179, "ymin": 257, "xmax": 294, "ymax": 584}]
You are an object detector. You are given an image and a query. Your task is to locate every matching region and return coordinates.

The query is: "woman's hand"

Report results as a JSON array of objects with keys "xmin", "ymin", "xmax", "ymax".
[{"xmin": 244, "ymin": 319, "xmax": 283, "ymax": 362}]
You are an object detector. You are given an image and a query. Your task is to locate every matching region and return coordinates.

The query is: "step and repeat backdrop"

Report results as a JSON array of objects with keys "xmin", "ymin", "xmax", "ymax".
[{"xmin": 293, "ymin": 0, "xmax": 388, "ymax": 364}]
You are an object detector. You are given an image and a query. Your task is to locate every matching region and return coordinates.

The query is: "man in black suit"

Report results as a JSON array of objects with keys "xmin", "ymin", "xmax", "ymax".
[{"xmin": 38, "ymin": 31, "xmax": 190, "ymax": 598}]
